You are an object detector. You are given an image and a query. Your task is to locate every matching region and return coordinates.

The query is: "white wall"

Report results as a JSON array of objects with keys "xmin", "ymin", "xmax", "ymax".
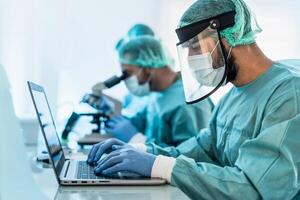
[
  {"xmin": 248, "ymin": 0, "xmax": 300, "ymax": 60},
  {"xmin": 0, "ymin": 0, "xmax": 299, "ymax": 118},
  {"xmin": 0, "ymin": 0, "xmax": 164, "ymax": 118},
  {"xmin": 160, "ymin": 0, "xmax": 300, "ymax": 104}
]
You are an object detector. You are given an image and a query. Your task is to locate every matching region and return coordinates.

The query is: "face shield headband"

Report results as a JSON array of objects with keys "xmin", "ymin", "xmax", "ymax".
[{"xmin": 176, "ymin": 11, "xmax": 236, "ymax": 45}]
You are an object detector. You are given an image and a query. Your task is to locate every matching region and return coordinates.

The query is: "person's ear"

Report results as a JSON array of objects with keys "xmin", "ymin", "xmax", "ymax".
[
  {"xmin": 137, "ymin": 68, "xmax": 151, "ymax": 84},
  {"xmin": 143, "ymin": 68, "xmax": 153, "ymax": 77}
]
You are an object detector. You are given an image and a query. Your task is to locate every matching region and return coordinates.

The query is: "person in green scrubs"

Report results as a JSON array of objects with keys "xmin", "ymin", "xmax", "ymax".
[
  {"xmin": 119, "ymin": 24, "xmax": 163, "ymax": 118},
  {"xmin": 88, "ymin": 35, "xmax": 214, "ymax": 149},
  {"xmin": 88, "ymin": 0, "xmax": 300, "ymax": 199}
]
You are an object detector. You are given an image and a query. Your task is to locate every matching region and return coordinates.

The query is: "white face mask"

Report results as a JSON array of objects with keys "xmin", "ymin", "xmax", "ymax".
[
  {"xmin": 124, "ymin": 70, "xmax": 151, "ymax": 97},
  {"xmin": 187, "ymin": 41, "xmax": 226, "ymax": 87},
  {"xmin": 188, "ymin": 53, "xmax": 226, "ymax": 87}
]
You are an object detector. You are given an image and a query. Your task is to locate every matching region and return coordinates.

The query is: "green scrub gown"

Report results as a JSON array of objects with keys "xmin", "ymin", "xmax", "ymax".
[
  {"xmin": 129, "ymin": 75, "xmax": 214, "ymax": 147},
  {"xmin": 147, "ymin": 60, "xmax": 300, "ymax": 199}
]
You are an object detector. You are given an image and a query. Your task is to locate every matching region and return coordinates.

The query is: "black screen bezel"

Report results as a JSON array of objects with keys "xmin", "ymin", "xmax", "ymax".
[{"xmin": 27, "ymin": 81, "xmax": 65, "ymax": 183}]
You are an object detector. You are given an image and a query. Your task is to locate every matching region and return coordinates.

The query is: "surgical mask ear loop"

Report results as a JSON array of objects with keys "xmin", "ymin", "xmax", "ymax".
[
  {"xmin": 144, "ymin": 69, "xmax": 155, "ymax": 91},
  {"xmin": 136, "ymin": 68, "xmax": 143, "ymax": 77},
  {"xmin": 146, "ymin": 69, "xmax": 154, "ymax": 82},
  {"xmin": 210, "ymin": 40, "xmax": 221, "ymax": 69},
  {"xmin": 132, "ymin": 68, "xmax": 144, "ymax": 85},
  {"xmin": 210, "ymin": 40, "xmax": 220, "ymax": 55},
  {"xmin": 227, "ymin": 46, "xmax": 233, "ymax": 60},
  {"xmin": 136, "ymin": 68, "xmax": 154, "ymax": 86}
]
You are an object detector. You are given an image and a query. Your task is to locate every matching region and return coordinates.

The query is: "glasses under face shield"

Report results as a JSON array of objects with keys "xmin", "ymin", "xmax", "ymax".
[{"xmin": 176, "ymin": 11, "xmax": 236, "ymax": 104}]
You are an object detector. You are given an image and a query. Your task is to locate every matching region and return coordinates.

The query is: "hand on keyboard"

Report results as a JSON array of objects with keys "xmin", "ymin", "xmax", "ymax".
[
  {"xmin": 78, "ymin": 161, "xmax": 142, "ymax": 179},
  {"xmin": 87, "ymin": 138, "xmax": 132, "ymax": 165},
  {"xmin": 77, "ymin": 161, "xmax": 102, "ymax": 179},
  {"xmin": 93, "ymin": 145, "xmax": 156, "ymax": 177}
]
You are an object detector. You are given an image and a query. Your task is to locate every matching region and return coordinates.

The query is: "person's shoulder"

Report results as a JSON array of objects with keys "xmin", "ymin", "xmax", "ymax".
[
  {"xmin": 265, "ymin": 60, "xmax": 300, "ymax": 110},
  {"xmin": 158, "ymin": 78, "xmax": 186, "ymax": 102},
  {"xmin": 271, "ymin": 60, "xmax": 300, "ymax": 91},
  {"xmin": 274, "ymin": 59, "xmax": 300, "ymax": 80}
]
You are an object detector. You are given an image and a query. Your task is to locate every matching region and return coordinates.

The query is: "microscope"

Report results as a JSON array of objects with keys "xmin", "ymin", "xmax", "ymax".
[{"xmin": 61, "ymin": 71, "xmax": 128, "ymax": 146}]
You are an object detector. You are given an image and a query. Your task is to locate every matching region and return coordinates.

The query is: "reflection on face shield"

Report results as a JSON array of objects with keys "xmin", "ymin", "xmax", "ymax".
[
  {"xmin": 187, "ymin": 40, "xmax": 226, "ymax": 87},
  {"xmin": 176, "ymin": 24, "xmax": 227, "ymax": 103},
  {"xmin": 175, "ymin": 12, "xmax": 236, "ymax": 103}
]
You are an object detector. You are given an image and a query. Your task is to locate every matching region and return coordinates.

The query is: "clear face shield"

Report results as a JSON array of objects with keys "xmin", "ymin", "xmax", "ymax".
[
  {"xmin": 177, "ymin": 26, "xmax": 226, "ymax": 103},
  {"xmin": 175, "ymin": 11, "xmax": 236, "ymax": 104}
]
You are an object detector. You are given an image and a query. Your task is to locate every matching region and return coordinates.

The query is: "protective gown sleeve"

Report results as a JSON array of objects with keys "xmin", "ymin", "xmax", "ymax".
[
  {"xmin": 147, "ymin": 128, "xmax": 219, "ymax": 164},
  {"xmin": 170, "ymin": 90, "xmax": 300, "ymax": 200},
  {"xmin": 144, "ymin": 103, "xmax": 211, "ymax": 148},
  {"xmin": 128, "ymin": 107, "xmax": 147, "ymax": 133},
  {"xmin": 169, "ymin": 105, "xmax": 211, "ymax": 146}
]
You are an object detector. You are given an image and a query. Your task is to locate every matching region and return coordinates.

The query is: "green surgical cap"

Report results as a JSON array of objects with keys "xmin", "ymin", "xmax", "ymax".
[
  {"xmin": 127, "ymin": 24, "xmax": 155, "ymax": 37},
  {"xmin": 115, "ymin": 24, "xmax": 155, "ymax": 50},
  {"xmin": 179, "ymin": 0, "xmax": 262, "ymax": 47},
  {"xmin": 118, "ymin": 35, "xmax": 170, "ymax": 68}
]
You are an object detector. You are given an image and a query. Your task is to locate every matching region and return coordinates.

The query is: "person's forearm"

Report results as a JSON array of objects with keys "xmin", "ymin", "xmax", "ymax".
[
  {"xmin": 151, "ymin": 155, "xmax": 260, "ymax": 200},
  {"xmin": 129, "ymin": 143, "xmax": 147, "ymax": 152},
  {"xmin": 147, "ymin": 142, "xmax": 181, "ymax": 157},
  {"xmin": 129, "ymin": 133, "xmax": 147, "ymax": 143},
  {"xmin": 151, "ymin": 155, "xmax": 176, "ymax": 182}
]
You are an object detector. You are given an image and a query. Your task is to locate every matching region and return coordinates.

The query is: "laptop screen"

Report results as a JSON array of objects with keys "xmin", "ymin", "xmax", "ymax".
[{"xmin": 28, "ymin": 82, "xmax": 65, "ymax": 178}]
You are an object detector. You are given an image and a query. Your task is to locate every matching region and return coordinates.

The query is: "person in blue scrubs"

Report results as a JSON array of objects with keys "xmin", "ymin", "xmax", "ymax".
[{"xmin": 88, "ymin": 0, "xmax": 300, "ymax": 199}]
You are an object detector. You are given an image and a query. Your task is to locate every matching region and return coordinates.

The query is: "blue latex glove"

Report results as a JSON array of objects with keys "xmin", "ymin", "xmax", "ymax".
[
  {"xmin": 81, "ymin": 94, "xmax": 114, "ymax": 113},
  {"xmin": 87, "ymin": 138, "xmax": 131, "ymax": 165},
  {"xmin": 94, "ymin": 145, "xmax": 156, "ymax": 177},
  {"xmin": 104, "ymin": 116, "xmax": 138, "ymax": 142}
]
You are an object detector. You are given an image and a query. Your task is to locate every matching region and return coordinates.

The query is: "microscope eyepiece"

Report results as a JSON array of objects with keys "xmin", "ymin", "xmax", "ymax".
[{"xmin": 103, "ymin": 71, "xmax": 129, "ymax": 88}]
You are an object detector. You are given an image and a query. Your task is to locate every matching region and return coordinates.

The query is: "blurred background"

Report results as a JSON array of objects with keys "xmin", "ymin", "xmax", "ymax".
[{"xmin": 0, "ymin": 0, "xmax": 299, "ymax": 144}]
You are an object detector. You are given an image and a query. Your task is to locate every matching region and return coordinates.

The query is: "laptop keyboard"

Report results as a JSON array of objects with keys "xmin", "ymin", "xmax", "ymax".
[
  {"xmin": 77, "ymin": 161, "xmax": 106, "ymax": 179},
  {"xmin": 76, "ymin": 161, "xmax": 148, "ymax": 180}
]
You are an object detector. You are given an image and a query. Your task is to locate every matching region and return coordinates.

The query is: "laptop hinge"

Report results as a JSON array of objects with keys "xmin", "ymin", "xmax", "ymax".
[
  {"xmin": 64, "ymin": 160, "xmax": 71, "ymax": 178},
  {"xmin": 59, "ymin": 160, "xmax": 70, "ymax": 180}
]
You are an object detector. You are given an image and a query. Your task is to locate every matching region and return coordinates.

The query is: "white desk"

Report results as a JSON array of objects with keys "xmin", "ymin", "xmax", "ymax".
[{"xmin": 26, "ymin": 146, "xmax": 190, "ymax": 200}]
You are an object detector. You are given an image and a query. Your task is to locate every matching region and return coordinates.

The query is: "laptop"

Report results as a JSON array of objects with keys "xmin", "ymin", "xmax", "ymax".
[{"xmin": 27, "ymin": 81, "xmax": 166, "ymax": 186}]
